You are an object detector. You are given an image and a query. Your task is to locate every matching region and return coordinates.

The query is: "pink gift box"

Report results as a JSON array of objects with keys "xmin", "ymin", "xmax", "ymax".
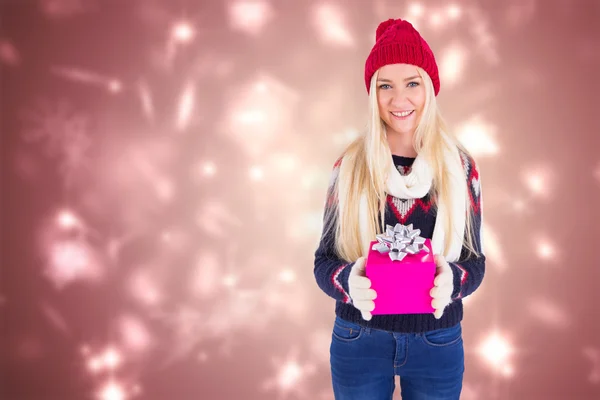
[{"xmin": 365, "ymin": 238, "xmax": 436, "ymax": 315}]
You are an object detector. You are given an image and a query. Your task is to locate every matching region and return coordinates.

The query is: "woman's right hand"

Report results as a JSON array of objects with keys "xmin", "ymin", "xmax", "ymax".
[{"xmin": 348, "ymin": 257, "xmax": 377, "ymax": 321}]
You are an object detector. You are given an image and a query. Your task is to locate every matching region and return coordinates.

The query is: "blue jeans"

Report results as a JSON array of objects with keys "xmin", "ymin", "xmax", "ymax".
[{"xmin": 330, "ymin": 316, "xmax": 464, "ymax": 400}]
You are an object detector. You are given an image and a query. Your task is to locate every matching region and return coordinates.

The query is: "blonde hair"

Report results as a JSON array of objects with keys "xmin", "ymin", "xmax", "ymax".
[{"xmin": 323, "ymin": 66, "xmax": 479, "ymax": 263}]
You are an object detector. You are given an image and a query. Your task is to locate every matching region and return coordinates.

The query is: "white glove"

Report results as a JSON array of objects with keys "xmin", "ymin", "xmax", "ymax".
[
  {"xmin": 348, "ymin": 257, "xmax": 377, "ymax": 321},
  {"xmin": 430, "ymin": 255, "xmax": 454, "ymax": 319}
]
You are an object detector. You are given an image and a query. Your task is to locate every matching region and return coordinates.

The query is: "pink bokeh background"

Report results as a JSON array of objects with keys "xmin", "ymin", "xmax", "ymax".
[{"xmin": 1, "ymin": 0, "xmax": 599, "ymax": 399}]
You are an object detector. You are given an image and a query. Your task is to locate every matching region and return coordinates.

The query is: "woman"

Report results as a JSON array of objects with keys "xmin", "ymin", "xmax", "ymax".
[{"xmin": 313, "ymin": 18, "xmax": 486, "ymax": 400}]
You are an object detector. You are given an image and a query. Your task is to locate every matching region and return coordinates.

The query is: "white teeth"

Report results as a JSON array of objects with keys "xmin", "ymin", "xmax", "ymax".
[{"xmin": 391, "ymin": 110, "xmax": 413, "ymax": 117}]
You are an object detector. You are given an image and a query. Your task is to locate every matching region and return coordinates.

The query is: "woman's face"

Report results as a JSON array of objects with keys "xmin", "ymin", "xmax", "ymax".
[{"xmin": 376, "ymin": 64, "xmax": 426, "ymax": 136}]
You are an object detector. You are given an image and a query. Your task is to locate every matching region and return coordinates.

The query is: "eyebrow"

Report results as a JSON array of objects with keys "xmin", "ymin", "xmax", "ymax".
[{"xmin": 377, "ymin": 75, "xmax": 421, "ymax": 82}]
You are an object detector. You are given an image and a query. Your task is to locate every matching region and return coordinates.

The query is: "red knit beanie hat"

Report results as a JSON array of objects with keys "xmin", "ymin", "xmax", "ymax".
[{"xmin": 364, "ymin": 18, "xmax": 440, "ymax": 96}]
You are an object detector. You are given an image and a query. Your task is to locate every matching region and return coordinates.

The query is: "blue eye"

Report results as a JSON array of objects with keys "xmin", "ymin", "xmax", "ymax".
[
  {"xmin": 407, "ymin": 81, "xmax": 419, "ymax": 87},
  {"xmin": 379, "ymin": 84, "xmax": 392, "ymax": 90}
]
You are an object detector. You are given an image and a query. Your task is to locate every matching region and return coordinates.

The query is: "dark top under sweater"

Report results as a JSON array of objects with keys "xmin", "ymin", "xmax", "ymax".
[{"xmin": 313, "ymin": 151, "xmax": 486, "ymax": 333}]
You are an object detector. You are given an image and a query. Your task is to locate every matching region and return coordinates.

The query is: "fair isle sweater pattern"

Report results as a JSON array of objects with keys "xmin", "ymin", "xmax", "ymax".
[{"xmin": 313, "ymin": 150, "xmax": 485, "ymax": 333}]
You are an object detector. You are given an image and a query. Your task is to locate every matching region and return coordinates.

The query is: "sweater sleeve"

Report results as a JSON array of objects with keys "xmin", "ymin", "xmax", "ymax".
[
  {"xmin": 313, "ymin": 158, "xmax": 355, "ymax": 304},
  {"xmin": 449, "ymin": 154, "xmax": 486, "ymax": 301}
]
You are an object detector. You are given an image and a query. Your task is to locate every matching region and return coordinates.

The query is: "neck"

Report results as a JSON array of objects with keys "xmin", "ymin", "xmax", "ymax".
[{"xmin": 386, "ymin": 128, "xmax": 417, "ymax": 158}]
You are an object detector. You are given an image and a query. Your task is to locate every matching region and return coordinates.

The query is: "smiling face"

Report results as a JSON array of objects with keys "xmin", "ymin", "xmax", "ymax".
[{"xmin": 376, "ymin": 63, "xmax": 426, "ymax": 137}]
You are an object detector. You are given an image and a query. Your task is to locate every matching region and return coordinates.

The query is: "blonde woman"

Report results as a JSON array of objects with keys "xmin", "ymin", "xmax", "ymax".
[{"xmin": 314, "ymin": 19, "xmax": 485, "ymax": 400}]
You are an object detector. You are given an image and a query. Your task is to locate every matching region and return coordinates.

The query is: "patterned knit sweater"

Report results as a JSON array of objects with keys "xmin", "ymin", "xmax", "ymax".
[{"xmin": 313, "ymin": 150, "xmax": 485, "ymax": 333}]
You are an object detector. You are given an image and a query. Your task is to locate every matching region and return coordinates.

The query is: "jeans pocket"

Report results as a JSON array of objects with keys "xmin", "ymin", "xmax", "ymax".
[
  {"xmin": 332, "ymin": 317, "xmax": 363, "ymax": 342},
  {"xmin": 421, "ymin": 323, "xmax": 462, "ymax": 347}
]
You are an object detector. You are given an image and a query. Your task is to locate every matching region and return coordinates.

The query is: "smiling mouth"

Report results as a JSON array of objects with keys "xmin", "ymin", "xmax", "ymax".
[{"xmin": 390, "ymin": 110, "xmax": 414, "ymax": 119}]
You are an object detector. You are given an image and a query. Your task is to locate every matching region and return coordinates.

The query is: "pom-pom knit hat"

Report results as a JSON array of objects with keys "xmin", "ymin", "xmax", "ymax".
[{"xmin": 364, "ymin": 18, "xmax": 440, "ymax": 96}]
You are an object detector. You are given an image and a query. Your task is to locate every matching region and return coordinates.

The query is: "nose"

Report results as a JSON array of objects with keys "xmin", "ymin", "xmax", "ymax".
[{"xmin": 390, "ymin": 88, "xmax": 409, "ymax": 107}]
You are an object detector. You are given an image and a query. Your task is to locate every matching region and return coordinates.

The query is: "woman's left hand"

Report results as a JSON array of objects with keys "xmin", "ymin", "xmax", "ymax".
[{"xmin": 430, "ymin": 255, "xmax": 454, "ymax": 319}]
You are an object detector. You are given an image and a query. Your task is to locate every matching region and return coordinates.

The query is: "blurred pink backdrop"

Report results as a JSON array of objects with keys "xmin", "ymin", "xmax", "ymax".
[{"xmin": 1, "ymin": 0, "xmax": 599, "ymax": 399}]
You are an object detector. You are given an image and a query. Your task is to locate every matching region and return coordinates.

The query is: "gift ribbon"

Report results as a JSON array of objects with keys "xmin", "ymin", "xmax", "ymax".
[{"xmin": 372, "ymin": 223, "xmax": 430, "ymax": 261}]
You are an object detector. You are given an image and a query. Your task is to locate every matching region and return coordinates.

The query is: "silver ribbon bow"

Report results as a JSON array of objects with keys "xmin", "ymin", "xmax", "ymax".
[{"xmin": 371, "ymin": 223, "xmax": 430, "ymax": 261}]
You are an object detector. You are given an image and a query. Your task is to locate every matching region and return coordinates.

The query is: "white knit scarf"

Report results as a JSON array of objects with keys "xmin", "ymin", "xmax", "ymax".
[{"xmin": 359, "ymin": 145, "xmax": 466, "ymax": 263}]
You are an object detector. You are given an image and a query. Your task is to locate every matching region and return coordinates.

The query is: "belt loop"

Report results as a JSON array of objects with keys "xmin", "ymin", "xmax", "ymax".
[{"xmin": 364, "ymin": 327, "xmax": 371, "ymax": 335}]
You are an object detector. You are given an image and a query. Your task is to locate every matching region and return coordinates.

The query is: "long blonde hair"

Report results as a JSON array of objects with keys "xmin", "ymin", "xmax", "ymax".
[{"xmin": 324, "ymin": 66, "xmax": 479, "ymax": 263}]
